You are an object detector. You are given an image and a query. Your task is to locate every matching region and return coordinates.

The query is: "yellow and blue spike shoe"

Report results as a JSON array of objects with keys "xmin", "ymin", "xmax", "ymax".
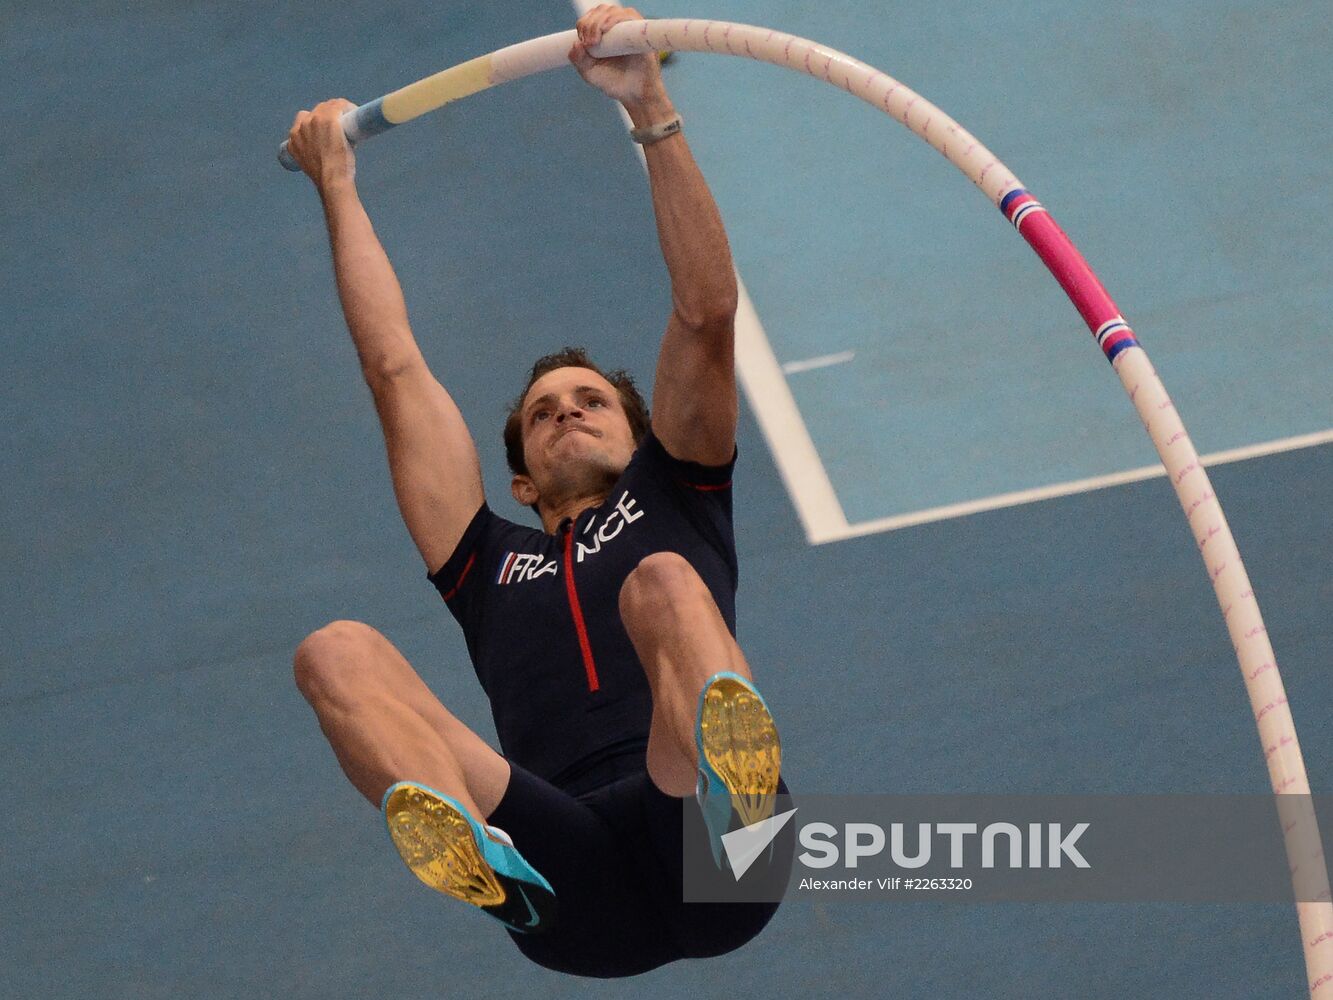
[
  {"xmin": 382, "ymin": 780, "xmax": 556, "ymax": 934},
  {"xmin": 694, "ymin": 672, "xmax": 782, "ymax": 870}
]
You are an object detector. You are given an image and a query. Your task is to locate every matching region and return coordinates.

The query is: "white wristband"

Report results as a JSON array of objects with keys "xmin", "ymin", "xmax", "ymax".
[{"xmin": 629, "ymin": 114, "xmax": 683, "ymax": 145}]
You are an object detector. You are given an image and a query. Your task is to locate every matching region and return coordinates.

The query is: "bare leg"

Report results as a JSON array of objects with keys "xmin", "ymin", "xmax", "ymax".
[
  {"xmin": 618, "ymin": 552, "xmax": 754, "ymax": 797},
  {"xmin": 293, "ymin": 620, "xmax": 511, "ymax": 821}
]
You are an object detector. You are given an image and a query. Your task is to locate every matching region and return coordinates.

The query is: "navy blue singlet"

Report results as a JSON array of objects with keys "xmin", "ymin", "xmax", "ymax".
[{"xmin": 428, "ymin": 426, "xmax": 738, "ymax": 789}]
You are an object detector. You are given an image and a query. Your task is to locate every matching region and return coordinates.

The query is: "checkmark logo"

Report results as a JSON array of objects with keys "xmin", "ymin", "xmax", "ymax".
[
  {"xmin": 721, "ymin": 808, "xmax": 798, "ymax": 880},
  {"xmin": 516, "ymin": 887, "xmax": 541, "ymax": 929}
]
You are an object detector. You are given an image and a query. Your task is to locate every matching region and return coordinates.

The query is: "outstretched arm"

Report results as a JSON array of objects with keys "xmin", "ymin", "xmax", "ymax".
[
  {"xmin": 287, "ymin": 100, "xmax": 485, "ymax": 572},
  {"xmin": 571, "ymin": 6, "xmax": 740, "ymax": 467}
]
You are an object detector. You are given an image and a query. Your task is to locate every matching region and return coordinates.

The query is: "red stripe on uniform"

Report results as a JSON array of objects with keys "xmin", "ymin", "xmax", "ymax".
[
  {"xmin": 439, "ymin": 552, "xmax": 476, "ymax": 602},
  {"xmin": 561, "ymin": 525, "xmax": 599, "ymax": 692},
  {"xmin": 683, "ymin": 480, "xmax": 731, "ymax": 492}
]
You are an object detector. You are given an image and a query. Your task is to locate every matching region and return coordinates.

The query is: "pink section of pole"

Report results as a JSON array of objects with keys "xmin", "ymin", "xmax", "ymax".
[{"xmin": 1014, "ymin": 210, "xmax": 1122, "ymax": 334}]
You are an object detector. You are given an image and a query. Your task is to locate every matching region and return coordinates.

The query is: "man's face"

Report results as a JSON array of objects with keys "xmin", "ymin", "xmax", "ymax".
[{"xmin": 515, "ymin": 366, "xmax": 637, "ymax": 506}]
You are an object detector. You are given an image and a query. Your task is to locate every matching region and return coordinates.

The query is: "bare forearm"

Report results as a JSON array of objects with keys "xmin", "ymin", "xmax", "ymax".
[
  {"xmin": 627, "ymin": 96, "xmax": 739, "ymax": 331},
  {"xmin": 319, "ymin": 179, "xmax": 424, "ymax": 379}
]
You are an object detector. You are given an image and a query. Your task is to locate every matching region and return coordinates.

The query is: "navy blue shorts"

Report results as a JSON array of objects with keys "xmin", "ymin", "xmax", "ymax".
[{"xmin": 486, "ymin": 752, "xmax": 793, "ymax": 978}]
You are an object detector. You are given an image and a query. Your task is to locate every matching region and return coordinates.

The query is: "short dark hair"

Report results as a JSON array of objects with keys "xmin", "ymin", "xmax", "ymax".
[{"xmin": 503, "ymin": 346, "xmax": 650, "ymax": 477}]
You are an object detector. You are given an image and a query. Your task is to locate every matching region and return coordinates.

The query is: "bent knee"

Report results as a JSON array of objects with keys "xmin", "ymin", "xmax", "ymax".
[
  {"xmin": 293, "ymin": 619, "xmax": 385, "ymax": 699},
  {"xmin": 619, "ymin": 551, "xmax": 706, "ymax": 621}
]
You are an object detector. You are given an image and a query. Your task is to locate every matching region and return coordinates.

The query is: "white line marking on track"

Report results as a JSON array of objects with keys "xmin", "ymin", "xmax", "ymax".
[
  {"xmin": 781, "ymin": 350, "xmax": 856, "ymax": 374},
  {"xmin": 822, "ymin": 427, "xmax": 1333, "ymax": 544},
  {"xmin": 733, "ymin": 284, "xmax": 848, "ymax": 541}
]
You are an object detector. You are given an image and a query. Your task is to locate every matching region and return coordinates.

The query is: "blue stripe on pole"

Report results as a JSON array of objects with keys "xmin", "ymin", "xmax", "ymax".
[
  {"xmin": 1105, "ymin": 335, "xmax": 1139, "ymax": 362},
  {"xmin": 999, "ymin": 188, "xmax": 1028, "ymax": 215}
]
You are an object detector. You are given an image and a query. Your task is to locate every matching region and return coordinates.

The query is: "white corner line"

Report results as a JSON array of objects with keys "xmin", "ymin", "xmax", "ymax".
[
  {"xmin": 732, "ymin": 283, "xmax": 849, "ymax": 540},
  {"xmin": 782, "ymin": 350, "xmax": 856, "ymax": 375},
  {"xmin": 574, "ymin": 0, "xmax": 849, "ymax": 546},
  {"xmin": 818, "ymin": 427, "xmax": 1333, "ymax": 544}
]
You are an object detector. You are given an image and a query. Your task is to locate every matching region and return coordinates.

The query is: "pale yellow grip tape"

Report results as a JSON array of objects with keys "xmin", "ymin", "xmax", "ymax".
[{"xmin": 381, "ymin": 55, "xmax": 495, "ymax": 125}]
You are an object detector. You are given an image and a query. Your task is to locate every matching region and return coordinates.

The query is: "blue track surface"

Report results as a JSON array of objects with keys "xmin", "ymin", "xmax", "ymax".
[{"xmin": 3, "ymin": 2, "xmax": 1330, "ymax": 997}]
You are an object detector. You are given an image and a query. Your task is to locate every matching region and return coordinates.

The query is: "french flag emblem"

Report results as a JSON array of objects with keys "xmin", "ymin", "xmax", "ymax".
[{"xmin": 497, "ymin": 551, "xmax": 558, "ymax": 585}]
